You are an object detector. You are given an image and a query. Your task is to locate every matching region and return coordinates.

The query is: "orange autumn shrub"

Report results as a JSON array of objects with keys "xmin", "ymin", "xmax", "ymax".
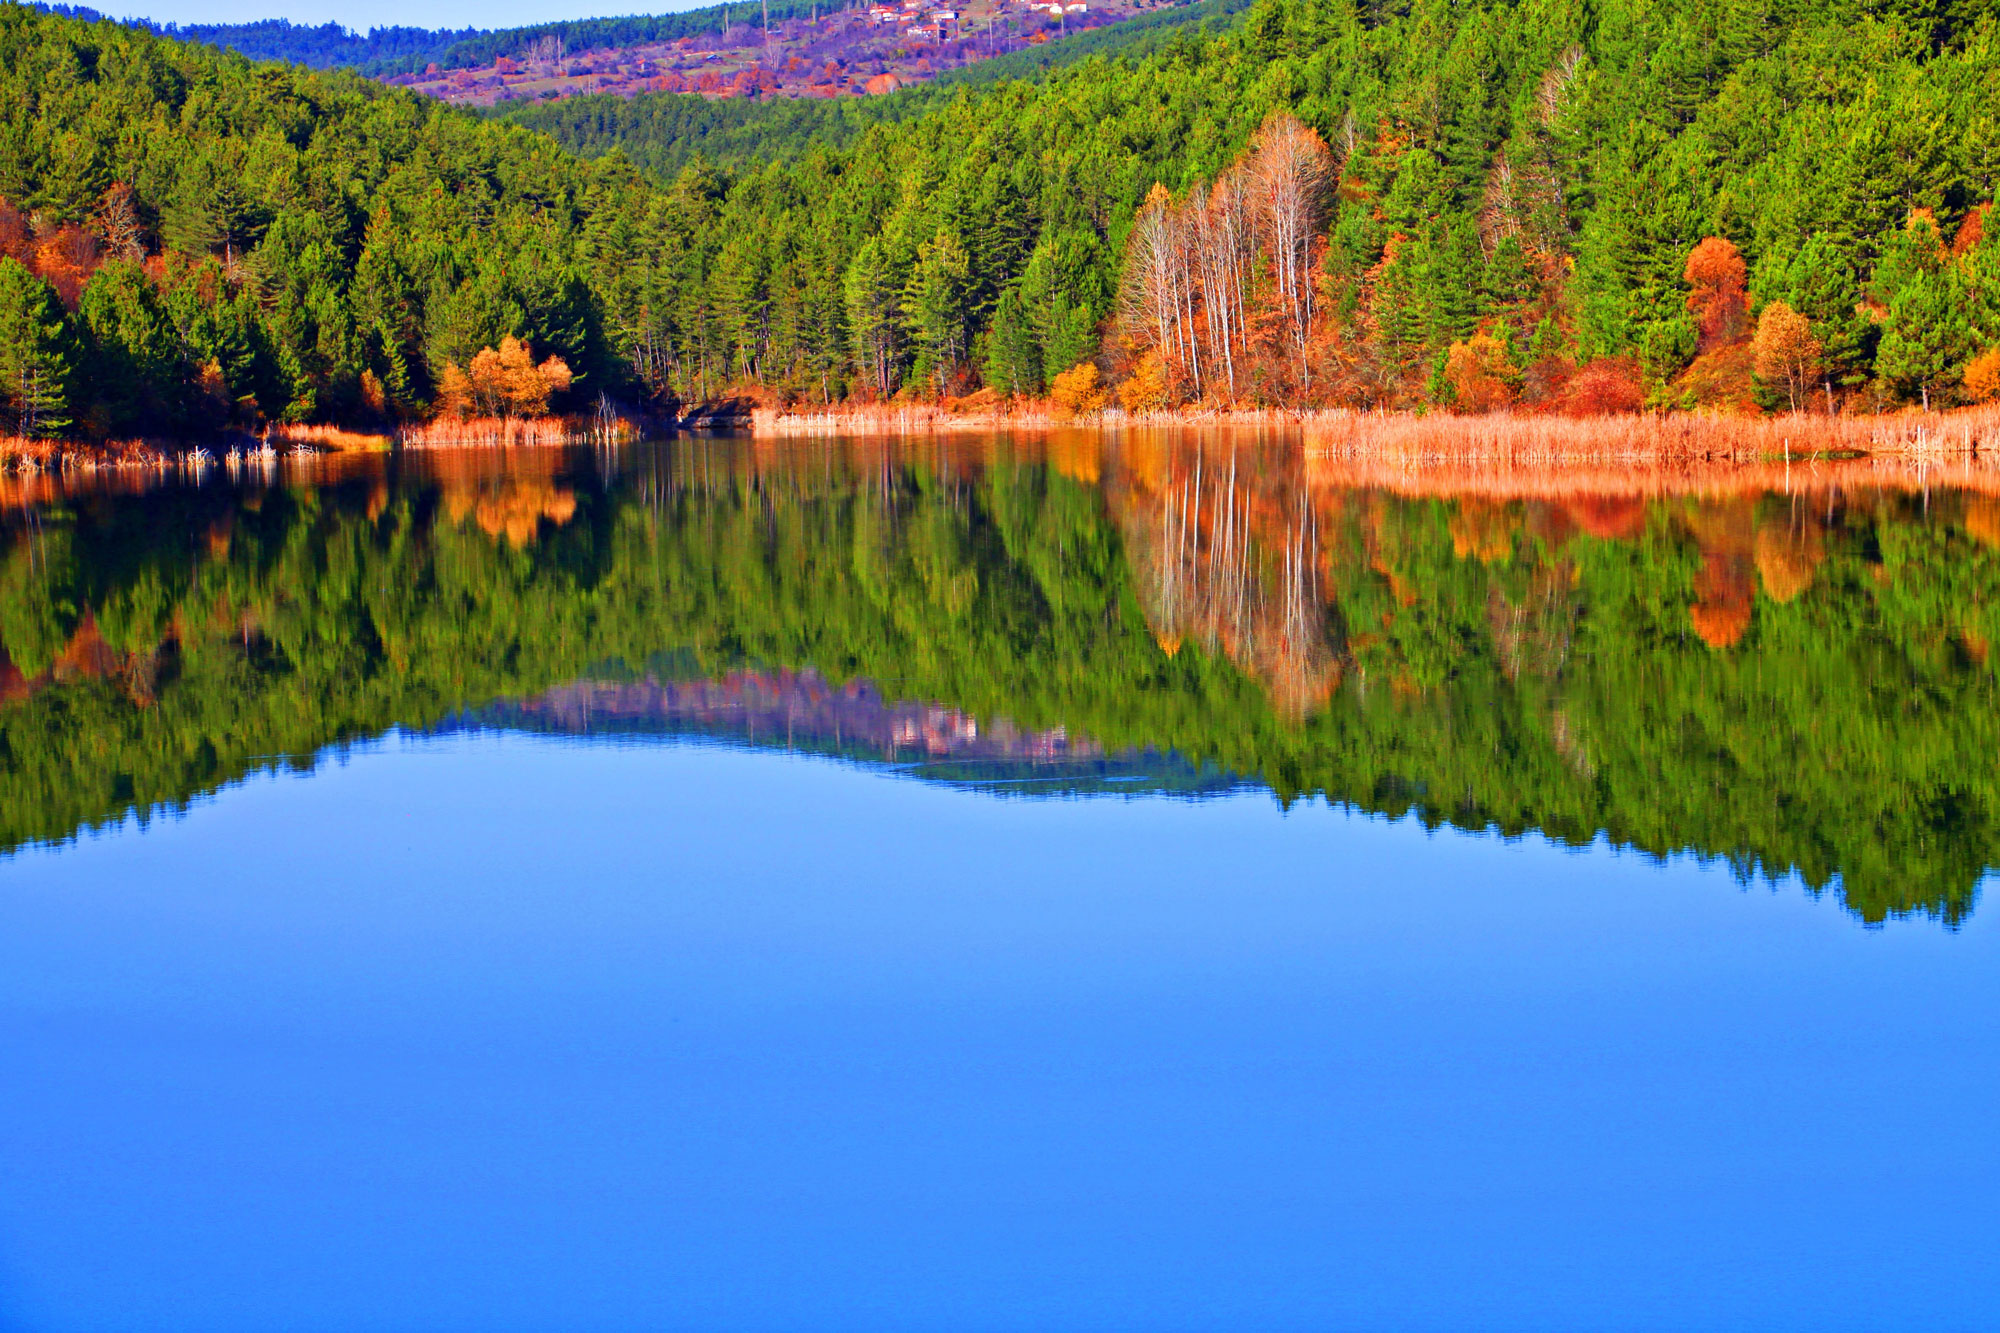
[
  {"xmin": 1966, "ymin": 347, "xmax": 2000, "ymax": 404},
  {"xmin": 1443, "ymin": 333, "xmax": 1517, "ymax": 412},
  {"xmin": 1553, "ymin": 358, "xmax": 1645, "ymax": 416},
  {"xmin": 1049, "ymin": 362, "xmax": 1108, "ymax": 417}
]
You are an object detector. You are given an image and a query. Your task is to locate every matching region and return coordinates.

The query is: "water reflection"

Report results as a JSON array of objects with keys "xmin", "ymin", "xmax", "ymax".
[
  {"xmin": 4, "ymin": 431, "xmax": 1998, "ymax": 924},
  {"xmin": 454, "ymin": 666, "xmax": 1247, "ymax": 798}
]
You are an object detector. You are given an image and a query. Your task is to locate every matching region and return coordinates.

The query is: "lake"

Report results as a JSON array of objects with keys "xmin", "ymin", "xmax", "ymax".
[{"xmin": 2, "ymin": 431, "xmax": 1997, "ymax": 1330}]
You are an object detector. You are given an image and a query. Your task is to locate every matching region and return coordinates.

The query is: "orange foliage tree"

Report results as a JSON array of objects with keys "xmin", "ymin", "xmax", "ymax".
[
  {"xmin": 1751, "ymin": 301, "xmax": 1822, "ymax": 411},
  {"xmin": 1966, "ymin": 346, "xmax": 2000, "ymax": 404},
  {"xmin": 1117, "ymin": 350, "xmax": 1173, "ymax": 412},
  {"xmin": 1443, "ymin": 333, "xmax": 1518, "ymax": 412},
  {"xmin": 1683, "ymin": 237, "xmax": 1749, "ymax": 352},
  {"xmin": 438, "ymin": 337, "xmax": 573, "ymax": 418},
  {"xmin": 1049, "ymin": 361, "xmax": 1108, "ymax": 417}
]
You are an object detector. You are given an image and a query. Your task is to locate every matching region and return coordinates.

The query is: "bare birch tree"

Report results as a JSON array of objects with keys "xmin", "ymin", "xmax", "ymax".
[
  {"xmin": 1246, "ymin": 114, "xmax": 1333, "ymax": 393},
  {"xmin": 1122, "ymin": 182, "xmax": 1201, "ymax": 398},
  {"xmin": 1193, "ymin": 172, "xmax": 1251, "ymax": 400}
]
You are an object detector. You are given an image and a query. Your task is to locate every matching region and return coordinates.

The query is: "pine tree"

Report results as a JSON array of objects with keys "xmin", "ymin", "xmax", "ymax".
[
  {"xmin": 902, "ymin": 229, "xmax": 971, "ymax": 395},
  {"xmin": 843, "ymin": 239, "xmax": 901, "ymax": 398},
  {"xmin": 983, "ymin": 287, "xmax": 1041, "ymax": 397},
  {"xmin": 1877, "ymin": 270, "xmax": 1976, "ymax": 407},
  {"xmin": 0, "ymin": 257, "xmax": 71, "ymax": 437}
]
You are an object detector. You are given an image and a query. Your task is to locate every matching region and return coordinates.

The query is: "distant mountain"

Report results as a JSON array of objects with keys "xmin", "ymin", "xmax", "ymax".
[
  {"xmin": 32, "ymin": 0, "xmax": 862, "ymax": 75},
  {"xmin": 28, "ymin": 4, "xmax": 478, "ymax": 71}
]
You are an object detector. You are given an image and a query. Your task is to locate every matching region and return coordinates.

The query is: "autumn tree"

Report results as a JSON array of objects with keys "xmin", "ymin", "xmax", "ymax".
[
  {"xmin": 1118, "ymin": 349, "xmax": 1172, "ymax": 412},
  {"xmin": 1443, "ymin": 333, "xmax": 1518, "ymax": 412},
  {"xmin": 450, "ymin": 337, "xmax": 574, "ymax": 417},
  {"xmin": 1684, "ymin": 237, "xmax": 1749, "ymax": 352},
  {"xmin": 1191, "ymin": 173, "xmax": 1251, "ymax": 400},
  {"xmin": 1751, "ymin": 301, "xmax": 1822, "ymax": 411},
  {"xmin": 1246, "ymin": 114, "xmax": 1333, "ymax": 391},
  {"xmin": 1048, "ymin": 361, "xmax": 1106, "ymax": 416},
  {"xmin": 435, "ymin": 361, "xmax": 475, "ymax": 417},
  {"xmin": 94, "ymin": 184, "xmax": 146, "ymax": 263},
  {"xmin": 1121, "ymin": 184, "xmax": 1199, "ymax": 395},
  {"xmin": 1966, "ymin": 346, "xmax": 2000, "ymax": 403}
]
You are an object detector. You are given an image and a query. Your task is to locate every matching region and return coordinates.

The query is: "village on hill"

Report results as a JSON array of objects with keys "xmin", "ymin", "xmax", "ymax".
[{"xmin": 386, "ymin": 0, "xmax": 1174, "ymax": 104}]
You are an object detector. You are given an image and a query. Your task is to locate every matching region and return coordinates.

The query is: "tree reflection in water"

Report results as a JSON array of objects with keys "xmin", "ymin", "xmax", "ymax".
[{"xmin": 4, "ymin": 430, "xmax": 1998, "ymax": 925}]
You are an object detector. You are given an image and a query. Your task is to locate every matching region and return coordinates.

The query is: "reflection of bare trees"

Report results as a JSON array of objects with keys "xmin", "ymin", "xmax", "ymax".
[{"xmin": 1112, "ymin": 431, "xmax": 1341, "ymax": 715}]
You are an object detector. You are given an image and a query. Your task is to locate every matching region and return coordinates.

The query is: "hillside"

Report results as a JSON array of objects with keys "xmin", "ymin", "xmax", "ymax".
[
  {"xmin": 29, "ymin": 4, "xmax": 479, "ymax": 71},
  {"xmin": 494, "ymin": 0, "xmax": 1253, "ymax": 175},
  {"xmin": 1, "ymin": 0, "xmax": 1999, "ymax": 441},
  {"xmin": 38, "ymin": 0, "xmax": 1228, "ymax": 97},
  {"xmin": 0, "ymin": 3, "xmax": 668, "ymax": 437},
  {"xmin": 392, "ymin": 0, "xmax": 1209, "ymax": 108},
  {"xmin": 494, "ymin": 0, "xmax": 2000, "ymax": 417}
]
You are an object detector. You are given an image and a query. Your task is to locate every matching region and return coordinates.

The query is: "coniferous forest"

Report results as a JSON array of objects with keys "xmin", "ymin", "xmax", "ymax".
[{"xmin": 2, "ymin": 0, "xmax": 2000, "ymax": 440}]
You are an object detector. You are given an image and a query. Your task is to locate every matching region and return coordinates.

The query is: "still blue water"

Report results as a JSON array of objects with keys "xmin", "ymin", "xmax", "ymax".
[
  {"xmin": 5, "ymin": 732, "xmax": 1995, "ymax": 1330},
  {"xmin": 2, "ymin": 438, "xmax": 1997, "ymax": 1329}
]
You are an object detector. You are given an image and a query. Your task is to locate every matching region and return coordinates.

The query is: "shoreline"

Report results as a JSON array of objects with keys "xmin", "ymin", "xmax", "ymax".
[{"xmin": 6, "ymin": 404, "xmax": 1997, "ymax": 481}]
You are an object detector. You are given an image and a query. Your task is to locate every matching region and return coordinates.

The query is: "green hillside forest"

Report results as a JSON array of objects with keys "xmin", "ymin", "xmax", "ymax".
[
  {"xmin": 2, "ymin": 0, "xmax": 2000, "ymax": 439},
  {"xmin": 4, "ymin": 439, "xmax": 1997, "ymax": 926}
]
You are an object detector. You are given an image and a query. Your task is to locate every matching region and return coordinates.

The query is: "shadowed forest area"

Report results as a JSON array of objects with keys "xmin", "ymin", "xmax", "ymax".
[
  {"xmin": 2, "ymin": 0, "xmax": 1999, "ymax": 445},
  {"xmin": 3, "ymin": 433, "xmax": 1998, "ymax": 925}
]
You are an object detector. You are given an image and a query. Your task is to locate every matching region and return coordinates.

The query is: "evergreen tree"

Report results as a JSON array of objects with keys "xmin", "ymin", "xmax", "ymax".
[
  {"xmin": 902, "ymin": 230, "xmax": 973, "ymax": 394},
  {"xmin": 983, "ymin": 287, "xmax": 1042, "ymax": 397},
  {"xmin": 1877, "ymin": 270, "xmax": 1977, "ymax": 406},
  {"xmin": 0, "ymin": 257, "xmax": 71, "ymax": 438}
]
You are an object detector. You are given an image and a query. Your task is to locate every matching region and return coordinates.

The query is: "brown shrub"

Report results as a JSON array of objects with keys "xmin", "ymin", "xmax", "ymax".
[
  {"xmin": 1678, "ymin": 344, "xmax": 1758, "ymax": 413},
  {"xmin": 1554, "ymin": 358, "xmax": 1645, "ymax": 416}
]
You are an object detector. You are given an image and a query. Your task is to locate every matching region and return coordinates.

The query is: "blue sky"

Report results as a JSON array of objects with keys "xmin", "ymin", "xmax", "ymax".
[{"xmin": 97, "ymin": 0, "xmax": 707, "ymax": 32}]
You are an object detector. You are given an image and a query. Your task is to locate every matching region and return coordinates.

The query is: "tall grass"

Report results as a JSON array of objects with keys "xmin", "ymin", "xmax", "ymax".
[
  {"xmin": 754, "ymin": 402, "xmax": 2000, "ymax": 453},
  {"xmin": 269, "ymin": 423, "xmax": 392, "ymax": 452},
  {"xmin": 395, "ymin": 415, "xmax": 639, "ymax": 449}
]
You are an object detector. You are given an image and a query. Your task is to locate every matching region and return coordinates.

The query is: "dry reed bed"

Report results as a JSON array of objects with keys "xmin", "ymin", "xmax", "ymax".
[
  {"xmin": 1294, "ymin": 406, "xmax": 2000, "ymax": 499},
  {"xmin": 395, "ymin": 416, "xmax": 637, "ymax": 449},
  {"xmin": 0, "ymin": 435, "xmax": 193, "ymax": 477},
  {"xmin": 1297, "ymin": 405, "xmax": 2000, "ymax": 464},
  {"xmin": 269, "ymin": 423, "xmax": 393, "ymax": 452},
  {"xmin": 756, "ymin": 402, "xmax": 2000, "ymax": 452}
]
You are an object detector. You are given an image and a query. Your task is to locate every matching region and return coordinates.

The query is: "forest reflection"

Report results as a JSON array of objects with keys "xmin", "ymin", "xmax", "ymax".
[{"xmin": 4, "ymin": 429, "xmax": 1998, "ymax": 925}]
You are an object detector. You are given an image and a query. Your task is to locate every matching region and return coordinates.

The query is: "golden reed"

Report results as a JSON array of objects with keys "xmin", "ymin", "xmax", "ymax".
[
  {"xmin": 754, "ymin": 402, "xmax": 2000, "ymax": 454},
  {"xmin": 394, "ymin": 415, "xmax": 639, "ymax": 449}
]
